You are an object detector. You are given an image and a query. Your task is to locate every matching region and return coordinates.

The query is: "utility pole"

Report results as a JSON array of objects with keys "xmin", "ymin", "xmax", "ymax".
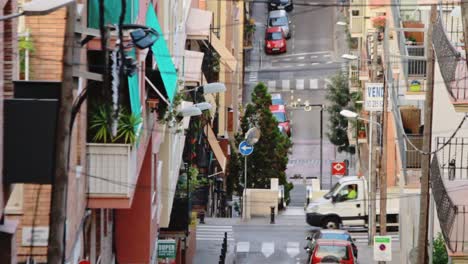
[
  {"xmin": 368, "ymin": 31, "xmax": 379, "ymax": 246},
  {"xmin": 47, "ymin": 3, "xmax": 76, "ymax": 263},
  {"xmin": 380, "ymin": 27, "xmax": 390, "ymax": 239},
  {"xmin": 417, "ymin": 5, "xmax": 436, "ymax": 264}
]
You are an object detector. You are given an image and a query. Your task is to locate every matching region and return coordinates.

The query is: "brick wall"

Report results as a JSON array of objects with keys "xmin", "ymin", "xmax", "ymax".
[
  {"xmin": 0, "ymin": 1, "xmax": 4, "ymax": 219},
  {"xmin": 25, "ymin": 9, "xmax": 66, "ymax": 80}
]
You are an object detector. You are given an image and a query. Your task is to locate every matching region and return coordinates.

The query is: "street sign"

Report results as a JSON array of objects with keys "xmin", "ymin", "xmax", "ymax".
[
  {"xmin": 365, "ymin": 83, "xmax": 384, "ymax": 112},
  {"xmin": 373, "ymin": 235, "xmax": 392, "ymax": 261},
  {"xmin": 158, "ymin": 239, "xmax": 176, "ymax": 263},
  {"xmin": 239, "ymin": 141, "xmax": 254, "ymax": 156},
  {"xmin": 331, "ymin": 162, "xmax": 346, "ymax": 176}
]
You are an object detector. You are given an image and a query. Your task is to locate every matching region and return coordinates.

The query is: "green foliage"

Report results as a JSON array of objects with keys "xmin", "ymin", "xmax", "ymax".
[
  {"xmin": 89, "ymin": 104, "xmax": 113, "ymax": 143},
  {"xmin": 175, "ymin": 167, "xmax": 208, "ymax": 198},
  {"xmin": 88, "ymin": 104, "xmax": 141, "ymax": 144},
  {"xmin": 432, "ymin": 233, "xmax": 448, "ymax": 264},
  {"xmin": 19, "ymin": 35, "xmax": 35, "ymax": 78},
  {"xmin": 115, "ymin": 108, "xmax": 142, "ymax": 144},
  {"xmin": 325, "ymin": 73, "xmax": 354, "ymax": 153},
  {"xmin": 157, "ymin": 91, "xmax": 185, "ymax": 125},
  {"xmin": 227, "ymin": 82, "xmax": 293, "ymax": 201}
]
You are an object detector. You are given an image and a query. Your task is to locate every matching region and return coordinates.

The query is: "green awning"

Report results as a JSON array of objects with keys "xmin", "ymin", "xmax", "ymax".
[
  {"xmin": 88, "ymin": 0, "xmax": 139, "ymax": 29},
  {"xmin": 146, "ymin": 3, "xmax": 177, "ymax": 104},
  {"xmin": 127, "ymin": 49, "xmax": 142, "ymax": 133}
]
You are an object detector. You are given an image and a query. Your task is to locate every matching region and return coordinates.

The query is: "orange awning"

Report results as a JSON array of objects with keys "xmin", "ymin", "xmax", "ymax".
[{"xmin": 204, "ymin": 124, "xmax": 227, "ymax": 172}]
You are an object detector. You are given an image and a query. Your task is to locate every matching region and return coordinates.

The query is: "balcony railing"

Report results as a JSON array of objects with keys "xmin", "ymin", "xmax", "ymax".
[
  {"xmin": 435, "ymin": 137, "xmax": 468, "ymax": 180},
  {"xmin": 406, "ymin": 135, "xmax": 422, "ymax": 169},
  {"xmin": 431, "ymin": 155, "xmax": 468, "ymax": 253},
  {"xmin": 87, "ymin": 143, "xmax": 137, "ymax": 198},
  {"xmin": 433, "ymin": 11, "xmax": 468, "ymax": 105},
  {"xmin": 350, "ymin": 16, "xmax": 364, "ymax": 35}
]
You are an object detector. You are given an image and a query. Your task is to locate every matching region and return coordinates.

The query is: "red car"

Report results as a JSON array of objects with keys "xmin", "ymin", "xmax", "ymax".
[
  {"xmin": 270, "ymin": 104, "xmax": 290, "ymax": 136},
  {"xmin": 265, "ymin": 27, "xmax": 287, "ymax": 54},
  {"xmin": 310, "ymin": 239, "xmax": 356, "ymax": 264}
]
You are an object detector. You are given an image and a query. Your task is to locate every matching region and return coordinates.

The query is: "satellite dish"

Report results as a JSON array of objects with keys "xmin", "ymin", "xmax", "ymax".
[{"xmin": 245, "ymin": 127, "xmax": 261, "ymax": 145}]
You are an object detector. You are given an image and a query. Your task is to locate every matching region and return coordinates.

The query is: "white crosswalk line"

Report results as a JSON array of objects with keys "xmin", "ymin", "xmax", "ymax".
[
  {"xmin": 261, "ymin": 242, "xmax": 275, "ymax": 258},
  {"xmin": 196, "ymin": 225, "xmax": 234, "ymax": 242},
  {"xmin": 310, "ymin": 79, "xmax": 318, "ymax": 89},
  {"xmin": 297, "ymin": 56, "xmax": 305, "ymax": 60},
  {"xmin": 296, "ymin": 79, "xmax": 304, "ymax": 90},
  {"xmin": 311, "ymin": 62, "xmax": 319, "ymax": 65},
  {"xmin": 286, "ymin": 242, "xmax": 300, "ymax": 257},
  {"xmin": 282, "ymin": 80, "xmax": 290, "ymax": 91},
  {"xmin": 236, "ymin": 241, "xmax": 250, "ymax": 253}
]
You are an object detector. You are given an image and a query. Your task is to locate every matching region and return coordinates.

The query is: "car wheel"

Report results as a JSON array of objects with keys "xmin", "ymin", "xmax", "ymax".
[{"xmin": 322, "ymin": 216, "xmax": 340, "ymax": 229}]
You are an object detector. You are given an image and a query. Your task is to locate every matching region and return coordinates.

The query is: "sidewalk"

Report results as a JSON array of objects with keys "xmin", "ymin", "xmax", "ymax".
[{"xmin": 357, "ymin": 241, "xmax": 401, "ymax": 264}]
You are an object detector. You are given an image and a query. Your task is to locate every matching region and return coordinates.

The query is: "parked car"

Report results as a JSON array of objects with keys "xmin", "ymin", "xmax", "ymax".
[
  {"xmin": 271, "ymin": 93, "xmax": 285, "ymax": 105},
  {"xmin": 270, "ymin": 104, "xmax": 291, "ymax": 136},
  {"xmin": 265, "ymin": 26, "xmax": 287, "ymax": 54},
  {"xmin": 268, "ymin": 0, "xmax": 294, "ymax": 12},
  {"xmin": 309, "ymin": 239, "xmax": 356, "ymax": 264},
  {"xmin": 267, "ymin": 10, "xmax": 291, "ymax": 38},
  {"xmin": 305, "ymin": 229, "xmax": 358, "ymax": 260}
]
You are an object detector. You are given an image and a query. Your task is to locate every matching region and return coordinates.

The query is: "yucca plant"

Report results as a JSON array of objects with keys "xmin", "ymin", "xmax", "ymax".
[
  {"xmin": 89, "ymin": 104, "xmax": 113, "ymax": 143},
  {"xmin": 114, "ymin": 108, "xmax": 142, "ymax": 144}
]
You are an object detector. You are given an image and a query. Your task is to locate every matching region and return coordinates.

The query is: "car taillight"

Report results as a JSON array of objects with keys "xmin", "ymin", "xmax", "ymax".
[{"xmin": 267, "ymin": 42, "xmax": 271, "ymax": 48}]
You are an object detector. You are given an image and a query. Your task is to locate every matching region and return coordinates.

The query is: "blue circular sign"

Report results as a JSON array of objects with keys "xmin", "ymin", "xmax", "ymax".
[{"xmin": 239, "ymin": 141, "xmax": 254, "ymax": 156}]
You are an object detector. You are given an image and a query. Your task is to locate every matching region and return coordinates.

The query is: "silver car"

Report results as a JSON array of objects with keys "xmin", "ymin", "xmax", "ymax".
[{"xmin": 267, "ymin": 10, "xmax": 291, "ymax": 39}]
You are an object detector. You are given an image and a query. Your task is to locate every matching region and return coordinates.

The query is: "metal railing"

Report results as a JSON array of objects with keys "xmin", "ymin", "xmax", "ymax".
[
  {"xmin": 431, "ymin": 155, "xmax": 468, "ymax": 253},
  {"xmin": 406, "ymin": 135, "xmax": 423, "ymax": 168},
  {"xmin": 350, "ymin": 16, "xmax": 364, "ymax": 35},
  {"xmin": 435, "ymin": 137, "xmax": 468, "ymax": 180},
  {"xmin": 433, "ymin": 8, "xmax": 468, "ymax": 101}
]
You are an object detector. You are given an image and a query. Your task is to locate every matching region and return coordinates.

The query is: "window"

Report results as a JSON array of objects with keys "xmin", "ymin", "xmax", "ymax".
[
  {"xmin": 269, "ymin": 17, "xmax": 288, "ymax": 27},
  {"xmin": 273, "ymin": 112, "xmax": 287, "ymax": 122},
  {"xmin": 352, "ymin": 10, "xmax": 360, "ymax": 16},
  {"xmin": 266, "ymin": 32, "xmax": 283, "ymax": 40},
  {"xmin": 337, "ymin": 184, "xmax": 358, "ymax": 201},
  {"xmin": 316, "ymin": 245, "xmax": 350, "ymax": 260}
]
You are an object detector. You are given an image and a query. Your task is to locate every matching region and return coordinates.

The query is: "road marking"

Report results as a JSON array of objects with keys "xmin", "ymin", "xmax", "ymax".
[
  {"xmin": 311, "ymin": 55, "xmax": 318, "ymax": 58},
  {"xmin": 297, "ymin": 56, "xmax": 305, "ymax": 60},
  {"xmin": 236, "ymin": 241, "xmax": 250, "ymax": 253},
  {"xmin": 286, "ymin": 242, "xmax": 300, "ymax": 257},
  {"xmin": 272, "ymin": 59, "xmax": 279, "ymax": 63},
  {"xmin": 197, "ymin": 225, "xmax": 234, "ymax": 242},
  {"xmin": 261, "ymin": 242, "xmax": 275, "ymax": 258},
  {"xmin": 282, "ymin": 80, "xmax": 290, "ymax": 91},
  {"xmin": 283, "ymin": 58, "xmax": 291, "ymax": 61},
  {"xmin": 311, "ymin": 62, "xmax": 319, "ymax": 65},
  {"xmin": 284, "ymin": 64, "xmax": 292, "ymax": 67},
  {"xmin": 275, "ymin": 51, "xmax": 330, "ymax": 59},
  {"xmin": 296, "ymin": 79, "xmax": 304, "ymax": 90},
  {"xmin": 310, "ymin": 79, "xmax": 318, "ymax": 89},
  {"xmin": 297, "ymin": 63, "xmax": 305, "ymax": 67},
  {"xmin": 326, "ymin": 61, "xmax": 333, "ymax": 64},
  {"xmin": 324, "ymin": 54, "xmax": 332, "ymax": 57}
]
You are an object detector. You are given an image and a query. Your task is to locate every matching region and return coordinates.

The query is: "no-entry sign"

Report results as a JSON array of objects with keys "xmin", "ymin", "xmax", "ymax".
[
  {"xmin": 373, "ymin": 235, "xmax": 392, "ymax": 261},
  {"xmin": 331, "ymin": 162, "xmax": 346, "ymax": 176}
]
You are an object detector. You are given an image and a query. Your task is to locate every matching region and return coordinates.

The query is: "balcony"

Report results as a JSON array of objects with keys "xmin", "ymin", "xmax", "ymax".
[
  {"xmin": 350, "ymin": 13, "xmax": 364, "ymax": 37},
  {"xmin": 433, "ymin": 11, "xmax": 468, "ymax": 112},
  {"xmin": 349, "ymin": 64, "xmax": 361, "ymax": 92},
  {"xmin": 431, "ymin": 153, "xmax": 468, "ymax": 255}
]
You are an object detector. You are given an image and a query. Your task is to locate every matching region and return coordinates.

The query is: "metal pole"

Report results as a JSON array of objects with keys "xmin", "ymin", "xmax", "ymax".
[
  {"xmin": 243, "ymin": 156, "xmax": 247, "ymax": 220},
  {"xmin": 320, "ymin": 107, "xmax": 323, "ymax": 189},
  {"xmin": 368, "ymin": 113, "xmax": 374, "ymax": 246}
]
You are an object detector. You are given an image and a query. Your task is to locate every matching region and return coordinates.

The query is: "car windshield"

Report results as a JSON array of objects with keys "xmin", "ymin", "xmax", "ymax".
[
  {"xmin": 272, "ymin": 98, "xmax": 285, "ymax": 105},
  {"xmin": 315, "ymin": 245, "xmax": 349, "ymax": 260},
  {"xmin": 269, "ymin": 16, "xmax": 287, "ymax": 27},
  {"xmin": 267, "ymin": 32, "xmax": 283, "ymax": 40},
  {"xmin": 324, "ymin": 183, "xmax": 341, "ymax": 199},
  {"xmin": 320, "ymin": 233, "xmax": 350, "ymax": 241},
  {"xmin": 273, "ymin": 112, "xmax": 287, "ymax": 122}
]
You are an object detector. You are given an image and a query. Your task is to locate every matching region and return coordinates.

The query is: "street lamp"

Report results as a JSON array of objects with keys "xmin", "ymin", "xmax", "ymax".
[
  {"xmin": 340, "ymin": 109, "xmax": 381, "ymax": 245},
  {"xmin": 242, "ymin": 127, "xmax": 260, "ymax": 220},
  {"xmin": 341, "ymin": 54, "xmax": 359, "ymax": 60},
  {"xmin": 336, "ymin": 21, "xmax": 347, "ymax": 26}
]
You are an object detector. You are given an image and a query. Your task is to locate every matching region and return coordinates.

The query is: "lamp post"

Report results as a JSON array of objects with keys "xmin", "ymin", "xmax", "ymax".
[{"xmin": 340, "ymin": 109, "xmax": 381, "ymax": 246}]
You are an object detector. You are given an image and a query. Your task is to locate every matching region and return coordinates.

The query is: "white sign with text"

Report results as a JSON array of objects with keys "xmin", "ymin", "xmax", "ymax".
[
  {"xmin": 365, "ymin": 83, "xmax": 384, "ymax": 112},
  {"xmin": 22, "ymin": 226, "xmax": 49, "ymax": 246}
]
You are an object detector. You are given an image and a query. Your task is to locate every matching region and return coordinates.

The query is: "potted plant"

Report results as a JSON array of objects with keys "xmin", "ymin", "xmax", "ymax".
[
  {"xmin": 371, "ymin": 16, "xmax": 386, "ymax": 31},
  {"xmin": 358, "ymin": 124, "xmax": 366, "ymax": 138}
]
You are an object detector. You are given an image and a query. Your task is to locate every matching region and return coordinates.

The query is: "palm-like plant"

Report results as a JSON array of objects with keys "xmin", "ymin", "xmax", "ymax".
[
  {"xmin": 115, "ymin": 108, "xmax": 142, "ymax": 144},
  {"xmin": 89, "ymin": 104, "xmax": 112, "ymax": 143}
]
